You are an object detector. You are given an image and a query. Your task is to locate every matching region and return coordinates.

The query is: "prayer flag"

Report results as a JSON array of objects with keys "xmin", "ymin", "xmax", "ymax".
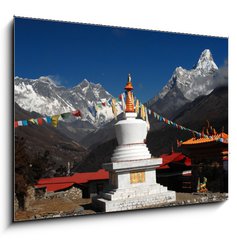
[
  {"xmin": 46, "ymin": 116, "xmax": 51, "ymax": 124},
  {"xmin": 33, "ymin": 119, "xmax": 39, "ymax": 125},
  {"xmin": 72, "ymin": 110, "xmax": 81, "ymax": 117},
  {"xmin": 140, "ymin": 104, "xmax": 146, "ymax": 120},
  {"xmin": 51, "ymin": 115, "xmax": 60, "ymax": 127},
  {"xmin": 121, "ymin": 93, "xmax": 126, "ymax": 111},
  {"xmin": 18, "ymin": 121, "xmax": 23, "ymax": 126},
  {"xmin": 28, "ymin": 118, "xmax": 34, "ymax": 124},
  {"xmin": 135, "ymin": 99, "xmax": 140, "ymax": 114},
  {"xmin": 22, "ymin": 120, "xmax": 28, "ymax": 126},
  {"xmin": 14, "ymin": 121, "xmax": 18, "ymax": 128},
  {"xmin": 61, "ymin": 112, "xmax": 71, "ymax": 119},
  {"xmin": 108, "ymin": 99, "xmax": 112, "ymax": 106},
  {"xmin": 88, "ymin": 105, "xmax": 96, "ymax": 117},
  {"xmin": 37, "ymin": 118, "xmax": 43, "ymax": 126},
  {"xmin": 97, "ymin": 103, "xmax": 102, "ymax": 109},
  {"xmin": 145, "ymin": 107, "xmax": 150, "ymax": 131},
  {"xmin": 43, "ymin": 117, "xmax": 47, "ymax": 123},
  {"xmin": 111, "ymin": 98, "xmax": 117, "ymax": 120}
]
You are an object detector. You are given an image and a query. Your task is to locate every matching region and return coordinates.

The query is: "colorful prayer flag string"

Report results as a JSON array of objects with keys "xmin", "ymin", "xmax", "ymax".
[{"xmin": 14, "ymin": 109, "xmax": 82, "ymax": 129}]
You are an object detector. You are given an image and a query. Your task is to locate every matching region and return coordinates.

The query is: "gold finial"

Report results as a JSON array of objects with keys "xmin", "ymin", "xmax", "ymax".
[
  {"xmin": 125, "ymin": 73, "xmax": 133, "ymax": 91},
  {"xmin": 125, "ymin": 74, "xmax": 135, "ymax": 112}
]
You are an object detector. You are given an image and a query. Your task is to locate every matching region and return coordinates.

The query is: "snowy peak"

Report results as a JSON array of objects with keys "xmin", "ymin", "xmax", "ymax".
[
  {"xmin": 38, "ymin": 76, "xmax": 57, "ymax": 85},
  {"xmin": 72, "ymin": 79, "xmax": 111, "ymax": 102},
  {"xmin": 148, "ymin": 49, "xmax": 220, "ymax": 118},
  {"xmin": 158, "ymin": 49, "xmax": 219, "ymax": 101},
  {"xmin": 75, "ymin": 79, "xmax": 90, "ymax": 88},
  {"xmin": 15, "ymin": 77, "xmax": 121, "ymax": 127},
  {"xmin": 195, "ymin": 49, "xmax": 218, "ymax": 72}
]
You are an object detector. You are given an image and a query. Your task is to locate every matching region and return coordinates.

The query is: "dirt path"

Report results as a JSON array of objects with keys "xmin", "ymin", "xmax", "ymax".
[
  {"xmin": 15, "ymin": 197, "xmax": 95, "ymax": 221},
  {"xmin": 15, "ymin": 192, "xmax": 228, "ymax": 221}
]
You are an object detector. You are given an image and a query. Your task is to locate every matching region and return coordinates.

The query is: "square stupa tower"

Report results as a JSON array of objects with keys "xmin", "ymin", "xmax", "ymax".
[{"xmin": 93, "ymin": 74, "xmax": 176, "ymax": 212}]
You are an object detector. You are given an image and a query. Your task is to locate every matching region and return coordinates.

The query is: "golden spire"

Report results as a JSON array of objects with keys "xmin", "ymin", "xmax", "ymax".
[{"xmin": 125, "ymin": 73, "xmax": 135, "ymax": 112}]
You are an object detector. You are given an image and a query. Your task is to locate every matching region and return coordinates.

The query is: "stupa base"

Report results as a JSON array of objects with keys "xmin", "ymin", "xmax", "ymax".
[
  {"xmin": 93, "ymin": 157, "xmax": 176, "ymax": 212},
  {"xmin": 93, "ymin": 190, "xmax": 176, "ymax": 212}
]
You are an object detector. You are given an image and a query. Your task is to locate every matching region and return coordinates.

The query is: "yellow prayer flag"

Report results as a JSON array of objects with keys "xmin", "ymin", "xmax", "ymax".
[
  {"xmin": 135, "ymin": 99, "xmax": 140, "ymax": 114},
  {"xmin": 28, "ymin": 118, "xmax": 35, "ymax": 124},
  {"xmin": 141, "ymin": 105, "xmax": 146, "ymax": 120},
  {"xmin": 51, "ymin": 115, "xmax": 60, "ymax": 127},
  {"xmin": 112, "ymin": 98, "xmax": 117, "ymax": 120}
]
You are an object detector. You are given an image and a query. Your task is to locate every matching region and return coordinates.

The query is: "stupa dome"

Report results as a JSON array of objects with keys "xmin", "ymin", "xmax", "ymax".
[{"xmin": 111, "ymin": 74, "xmax": 151, "ymax": 162}]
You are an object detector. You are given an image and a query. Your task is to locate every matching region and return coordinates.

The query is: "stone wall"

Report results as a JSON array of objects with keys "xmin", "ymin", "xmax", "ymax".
[
  {"xmin": 62, "ymin": 186, "xmax": 83, "ymax": 200},
  {"xmin": 25, "ymin": 186, "xmax": 36, "ymax": 210},
  {"xmin": 45, "ymin": 186, "xmax": 82, "ymax": 200},
  {"xmin": 14, "ymin": 194, "xmax": 19, "ymax": 212}
]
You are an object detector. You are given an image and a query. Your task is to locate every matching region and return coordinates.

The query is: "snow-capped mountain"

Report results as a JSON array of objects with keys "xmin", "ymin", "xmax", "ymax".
[
  {"xmin": 14, "ymin": 76, "xmax": 122, "ymax": 127},
  {"xmin": 148, "ymin": 49, "xmax": 219, "ymax": 118}
]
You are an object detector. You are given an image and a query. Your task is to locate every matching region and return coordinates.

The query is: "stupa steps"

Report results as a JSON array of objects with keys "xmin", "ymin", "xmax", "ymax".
[{"xmin": 101, "ymin": 185, "xmax": 169, "ymax": 201}]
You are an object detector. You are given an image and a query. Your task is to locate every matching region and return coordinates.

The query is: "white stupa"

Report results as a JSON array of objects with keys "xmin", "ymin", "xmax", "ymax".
[{"xmin": 93, "ymin": 74, "xmax": 176, "ymax": 212}]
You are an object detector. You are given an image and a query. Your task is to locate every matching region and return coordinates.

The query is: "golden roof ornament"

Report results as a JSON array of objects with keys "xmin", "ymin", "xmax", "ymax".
[{"xmin": 125, "ymin": 73, "xmax": 135, "ymax": 113}]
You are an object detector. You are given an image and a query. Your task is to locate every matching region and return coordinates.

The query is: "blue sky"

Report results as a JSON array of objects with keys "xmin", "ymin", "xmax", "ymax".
[{"xmin": 14, "ymin": 17, "xmax": 228, "ymax": 102}]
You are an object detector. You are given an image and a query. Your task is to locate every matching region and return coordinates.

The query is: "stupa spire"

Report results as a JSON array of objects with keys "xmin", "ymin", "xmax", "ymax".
[{"xmin": 125, "ymin": 73, "xmax": 135, "ymax": 113}]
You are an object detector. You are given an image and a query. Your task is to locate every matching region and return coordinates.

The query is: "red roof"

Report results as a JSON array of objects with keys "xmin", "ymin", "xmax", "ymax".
[
  {"xmin": 182, "ymin": 132, "xmax": 228, "ymax": 145},
  {"xmin": 158, "ymin": 152, "xmax": 191, "ymax": 169},
  {"xmin": 35, "ymin": 169, "xmax": 109, "ymax": 192},
  {"xmin": 35, "ymin": 154, "xmax": 191, "ymax": 192}
]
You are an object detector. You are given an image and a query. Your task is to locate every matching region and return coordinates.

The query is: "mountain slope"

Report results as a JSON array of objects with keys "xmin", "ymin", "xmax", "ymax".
[
  {"xmin": 15, "ymin": 103, "xmax": 87, "ymax": 177},
  {"xmin": 79, "ymin": 112, "xmax": 124, "ymax": 148}
]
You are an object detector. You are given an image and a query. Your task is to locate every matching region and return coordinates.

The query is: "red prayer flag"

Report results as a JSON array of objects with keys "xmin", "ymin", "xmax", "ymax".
[
  {"xmin": 14, "ymin": 121, "xmax": 18, "ymax": 128},
  {"xmin": 72, "ymin": 110, "xmax": 81, "ymax": 117},
  {"xmin": 37, "ymin": 118, "xmax": 43, "ymax": 125},
  {"xmin": 102, "ymin": 102, "xmax": 106, "ymax": 107}
]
